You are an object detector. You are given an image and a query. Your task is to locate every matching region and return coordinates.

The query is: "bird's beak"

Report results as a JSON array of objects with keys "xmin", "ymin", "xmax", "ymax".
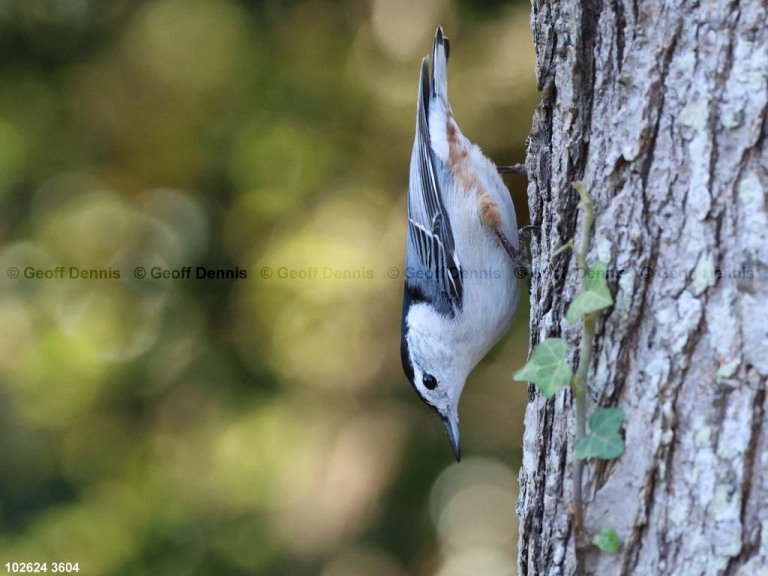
[{"xmin": 441, "ymin": 411, "xmax": 461, "ymax": 462}]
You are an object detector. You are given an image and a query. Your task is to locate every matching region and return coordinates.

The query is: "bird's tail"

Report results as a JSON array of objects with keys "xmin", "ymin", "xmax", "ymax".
[{"xmin": 431, "ymin": 26, "xmax": 450, "ymax": 109}]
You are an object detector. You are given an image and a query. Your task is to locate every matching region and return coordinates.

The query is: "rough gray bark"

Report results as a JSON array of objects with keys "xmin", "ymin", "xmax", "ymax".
[{"xmin": 518, "ymin": 1, "xmax": 768, "ymax": 575}]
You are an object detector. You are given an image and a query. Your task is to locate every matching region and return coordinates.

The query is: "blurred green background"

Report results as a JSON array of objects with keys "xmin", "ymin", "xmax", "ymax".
[{"xmin": 0, "ymin": 0, "xmax": 537, "ymax": 574}]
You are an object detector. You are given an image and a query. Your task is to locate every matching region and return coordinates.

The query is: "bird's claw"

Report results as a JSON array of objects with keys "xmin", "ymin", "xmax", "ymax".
[
  {"xmin": 497, "ymin": 163, "xmax": 527, "ymax": 176},
  {"xmin": 494, "ymin": 229, "xmax": 530, "ymax": 277}
]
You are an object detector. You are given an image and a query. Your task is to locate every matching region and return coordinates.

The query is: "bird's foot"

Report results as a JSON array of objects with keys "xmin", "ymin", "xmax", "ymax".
[{"xmin": 494, "ymin": 229, "xmax": 530, "ymax": 277}]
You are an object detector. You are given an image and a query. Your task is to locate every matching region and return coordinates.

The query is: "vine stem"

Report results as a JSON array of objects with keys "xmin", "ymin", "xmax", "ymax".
[
  {"xmin": 573, "ymin": 313, "xmax": 595, "ymax": 575},
  {"xmin": 571, "ymin": 182, "xmax": 595, "ymax": 576}
]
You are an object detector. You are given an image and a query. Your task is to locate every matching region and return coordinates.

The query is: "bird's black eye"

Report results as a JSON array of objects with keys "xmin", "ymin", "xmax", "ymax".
[{"xmin": 423, "ymin": 373, "xmax": 438, "ymax": 390}]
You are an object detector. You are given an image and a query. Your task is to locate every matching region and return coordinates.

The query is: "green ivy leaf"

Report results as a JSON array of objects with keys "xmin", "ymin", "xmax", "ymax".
[
  {"xmin": 574, "ymin": 408, "xmax": 625, "ymax": 460},
  {"xmin": 566, "ymin": 260, "xmax": 614, "ymax": 324},
  {"xmin": 512, "ymin": 338, "xmax": 572, "ymax": 399},
  {"xmin": 592, "ymin": 528, "xmax": 621, "ymax": 554}
]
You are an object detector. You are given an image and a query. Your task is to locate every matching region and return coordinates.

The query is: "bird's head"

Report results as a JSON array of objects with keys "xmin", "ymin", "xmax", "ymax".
[{"xmin": 401, "ymin": 305, "xmax": 468, "ymax": 461}]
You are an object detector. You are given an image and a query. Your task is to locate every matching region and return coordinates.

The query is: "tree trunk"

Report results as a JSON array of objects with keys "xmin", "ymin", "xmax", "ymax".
[{"xmin": 518, "ymin": 1, "xmax": 768, "ymax": 575}]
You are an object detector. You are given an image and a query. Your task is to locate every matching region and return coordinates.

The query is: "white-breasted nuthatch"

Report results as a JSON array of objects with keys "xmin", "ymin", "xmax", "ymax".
[{"xmin": 400, "ymin": 27, "xmax": 521, "ymax": 461}]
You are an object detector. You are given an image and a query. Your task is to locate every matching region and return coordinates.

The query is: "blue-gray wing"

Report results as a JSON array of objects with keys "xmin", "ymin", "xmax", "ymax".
[{"xmin": 404, "ymin": 58, "xmax": 463, "ymax": 317}]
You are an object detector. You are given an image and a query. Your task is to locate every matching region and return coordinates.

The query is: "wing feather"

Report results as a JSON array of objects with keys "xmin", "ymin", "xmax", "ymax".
[{"xmin": 404, "ymin": 57, "xmax": 463, "ymax": 317}]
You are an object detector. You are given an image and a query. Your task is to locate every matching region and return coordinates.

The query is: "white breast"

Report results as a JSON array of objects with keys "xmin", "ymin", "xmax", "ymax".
[{"xmin": 445, "ymin": 170, "xmax": 520, "ymax": 368}]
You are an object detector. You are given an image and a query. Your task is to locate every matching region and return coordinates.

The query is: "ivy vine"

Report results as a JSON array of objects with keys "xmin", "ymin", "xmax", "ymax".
[{"xmin": 513, "ymin": 182, "xmax": 624, "ymax": 574}]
